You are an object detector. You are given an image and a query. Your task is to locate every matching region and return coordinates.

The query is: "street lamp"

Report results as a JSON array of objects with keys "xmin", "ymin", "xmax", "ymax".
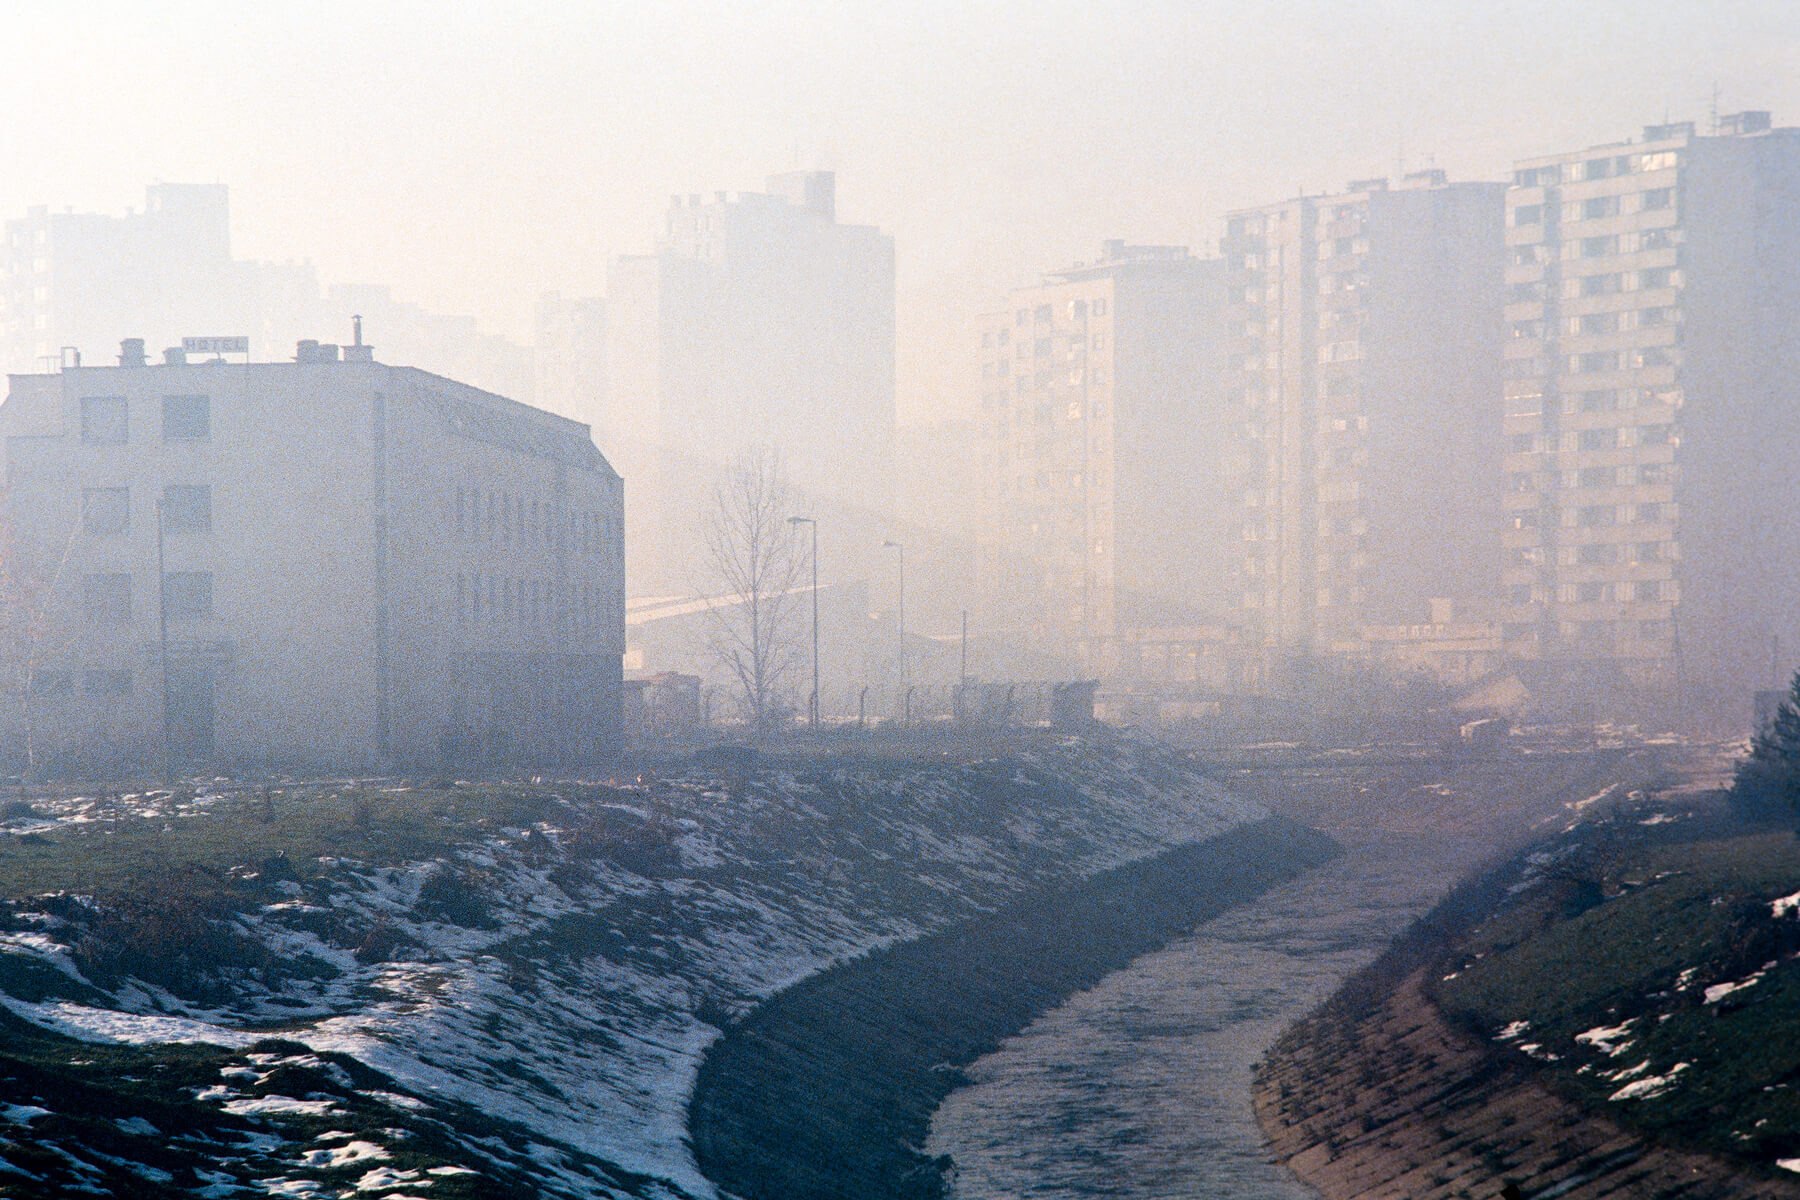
[
  {"xmin": 788, "ymin": 516, "xmax": 819, "ymax": 728},
  {"xmin": 882, "ymin": 539, "xmax": 906, "ymax": 707}
]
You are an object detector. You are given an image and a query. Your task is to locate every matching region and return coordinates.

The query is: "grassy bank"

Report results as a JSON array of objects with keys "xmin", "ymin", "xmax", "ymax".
[{"xmin": 1436, "ymin": 810, "xmax": 1800, "ymax": 1171}]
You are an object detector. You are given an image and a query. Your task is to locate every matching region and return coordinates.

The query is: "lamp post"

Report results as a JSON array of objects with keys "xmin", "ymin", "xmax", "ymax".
[
  {"xmin": 788, "ymin": 516, "xmax": 819, "ymax": 728},
  {"xmin": 882, "ymin": 539, "xmax": 906, "ymax": 710},
  {"xmin": 156, "ymin": 496, "xmax": 172, "ymax": 783}
]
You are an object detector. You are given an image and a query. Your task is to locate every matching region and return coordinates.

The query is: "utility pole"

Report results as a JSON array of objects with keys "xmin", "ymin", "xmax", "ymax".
[
  {"xmin": 959, "ymin": 609, "xmax": 968, "ymax": 722},
  {"xmin": 883, "ymin": 539, "xmax": 906, "ymax": 702},
  {"xmin": 788, "ymin": 516, "xmax": 819, "ymax": 728},
  {"xmin": 156, "ymin": 497, "xmax": 172, "ymax": 783}
]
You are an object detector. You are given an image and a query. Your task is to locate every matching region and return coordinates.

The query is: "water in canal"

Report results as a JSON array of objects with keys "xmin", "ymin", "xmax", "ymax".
[{"xmin": 926, "ymin": 827, "xmax": 1477, "ymax": 1199}]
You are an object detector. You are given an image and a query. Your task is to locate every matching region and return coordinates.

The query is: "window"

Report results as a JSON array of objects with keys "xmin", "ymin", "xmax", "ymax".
[
  {"xmin": 84, "ymin": 573, "xmax": 132, "ymax": 624},
  {"xmin": 82, "ymin": 487, "xmax": 129, "ymax": 535},
  {"xmin": 161, "ymin": 485, "xmax": 212, "ymax": 533},
  {"xmin": 1093, "ymin": 298, "xmax": 1106, "ymax": 315},
  {"xmin": 162, "ymin": 571, "xmax": 213, "ymax": 619},
  {"xmin": 1512, "ymin": 204, "xmax": 1544, "ymax": 226},
  {"xmin": 1635, "ymin": 502, "xmax": 1664, "ymax": 523},
  {"xmin": 1580, "ymin": 274, "xmax": 1622, "ymax": 296},
  {"xmin": 1641, "ymin": 228, "xmax": 1677, "ymax": 251},
  {"xmin": 83, "ymin": 669, "xmax": 131, "ymax": 696},
  {"xmin": 1634, "ymin": 580, "xmax": 1661, "ymax": 601},
  {"xmin": 1034, "ymin": 338, "xmax": 1051, "ymax": 358},
  {"xmin": 162, "ymin": 395, "xmax": 209, "ymax": 440},
  {"xmin": 1577, "ymin": 544, "xmax": 1614, "ymax": 565},
  {"xmin": 1033, "ymin": 305, "xmax": 1052, "ymax": 324},
  {"xmin": 1580, "ymin": 235, "xmax": 1616, "ymax": 258},
  {"xmin": 1582, "ymin": 196, "xmax": 1617, "ymax": 219},
  {"xmin": 1574, "ymin": 351, "xmax": 1619, "ymax": 374},
  {"xmin": 1578, "ymin": 467, "xmax": 1614, "ymax": 487},
  {"xmin": 1640, "ymin": 188, "xmax": 1673, "ymax": 211},
  {"xmin": 1581, "ymin": 390, "xmax": 1618, "ymax": 412},
  {"xmin": 1579, "ymin": 428, "xmax": 1618, "ymax": 451},
  {"xmin": 1583, "ymin": 158, "xmax": 1613, "ymax": 181},
  {"xmin": 80, "ymin": 397, "xmax": 128, "ymax": 444}
]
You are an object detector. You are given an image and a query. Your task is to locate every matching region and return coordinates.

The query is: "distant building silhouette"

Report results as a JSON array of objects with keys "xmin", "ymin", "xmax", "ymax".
[{"xmin": 604, "ymin": 171, "xmax": 896, "ymax": 591}]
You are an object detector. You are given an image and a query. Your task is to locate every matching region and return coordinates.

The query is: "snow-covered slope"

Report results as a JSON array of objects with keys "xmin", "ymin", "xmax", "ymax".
[{"xmin": 0, "ymin": 736, "xmax": 1259, "ymax": 1198}]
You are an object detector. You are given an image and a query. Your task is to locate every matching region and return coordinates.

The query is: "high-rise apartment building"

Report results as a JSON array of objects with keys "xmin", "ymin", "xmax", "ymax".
[
  {"xmin": 974, "ymin": 242, "xmax": 1227, "ymax": 659},
  {"xmin": 1219, "ymin": 172, "xmax": 1506, "ymax": 677},
  {"xmin": 605, "ymin": 172, "xmax": 895, "ymax": 590},
  {"xmin": 1499, "ymin": 114, "xmax": 1800, "ymax": 706}
]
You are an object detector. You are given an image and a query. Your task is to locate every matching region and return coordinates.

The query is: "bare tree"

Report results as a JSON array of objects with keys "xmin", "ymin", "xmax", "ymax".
[{"xmin": 700, "ymin": 448, "xmax": 807, "ymax": 737}]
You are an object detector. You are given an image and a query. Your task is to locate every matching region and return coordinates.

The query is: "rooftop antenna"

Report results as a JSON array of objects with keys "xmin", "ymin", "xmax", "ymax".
[{"xmin": 1710, "ymin": 83, "xmax": 1721, "ymax": 133}]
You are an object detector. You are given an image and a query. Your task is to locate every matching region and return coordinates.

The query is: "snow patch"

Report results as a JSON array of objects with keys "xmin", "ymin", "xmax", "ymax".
[{"xmin": 1609, "ymin": 1061, "xmax": 1689, "ymax": 1101}]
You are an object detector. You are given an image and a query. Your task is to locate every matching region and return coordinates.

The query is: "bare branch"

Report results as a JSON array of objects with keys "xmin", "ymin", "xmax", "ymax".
[{"xmin": 696, "ymin": 448, "xmax": 807, "ymax": 738}]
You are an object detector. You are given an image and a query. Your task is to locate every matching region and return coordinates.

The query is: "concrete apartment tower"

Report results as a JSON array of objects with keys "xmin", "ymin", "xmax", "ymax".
[
  {"xmin": 1218, "ymin": 172, "xmax": 1507, "ymax": 682},
  {"xmin": 0, "ymin": 338, "xmax": 625, "ymax": 772},
  {"xmin": 974, "ymin": 242, "xmax": 1229, "ymax": 669},
  {"xmin": 604, "ymin": 172, "xmax": 896, "ymax": 592},
  {"xmin": 1499, "ymin": 114, "xmax": 1800, "ymax": 716}
]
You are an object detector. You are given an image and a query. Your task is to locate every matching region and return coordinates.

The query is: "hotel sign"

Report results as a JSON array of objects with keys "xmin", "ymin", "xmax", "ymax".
[{"xmin": 182, "ymin": 336, "xmax": 249, "ymax": 355}]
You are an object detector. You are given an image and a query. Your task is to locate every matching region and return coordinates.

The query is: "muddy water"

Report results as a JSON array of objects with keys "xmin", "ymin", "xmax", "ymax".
[{"xmin": 926, "ymin": 826, "xmax": 1482, "ymax": 1199}]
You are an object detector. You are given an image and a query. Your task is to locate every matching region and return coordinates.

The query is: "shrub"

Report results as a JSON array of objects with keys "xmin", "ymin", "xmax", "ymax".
[{"xmin": 1733, "ymin": 672, "xmax": 1800, "ymax": 822}]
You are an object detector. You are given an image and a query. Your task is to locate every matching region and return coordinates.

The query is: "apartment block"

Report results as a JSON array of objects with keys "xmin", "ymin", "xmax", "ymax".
[
  {"xmin": 1219, "ymin": 172, "xmax": 1506, "ymax": 677},
  {"xmin": 605, "ymin": 171, "xmax": 896, "ymax": 591},
  {"xmin": 975, "ymin": 241, "xmax": 1228, "ymax": 662},
  {"xmin": 0, "ymin": 339, "xmax": 624, "ymax": 772},
  {"xmin": 1499, "ymin": 114, "xmax": 1800, "ymax": 704}
]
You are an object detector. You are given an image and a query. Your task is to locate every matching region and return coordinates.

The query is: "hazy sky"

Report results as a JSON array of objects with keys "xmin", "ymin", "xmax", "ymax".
[{"xmin": 4, "ymin": 1, "xmax": 1797, "ymax": 421}]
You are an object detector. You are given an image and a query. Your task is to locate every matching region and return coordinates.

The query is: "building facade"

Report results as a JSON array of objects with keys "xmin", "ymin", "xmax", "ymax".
[
  {"xmin": 974, "ymin": 241, "xmax": 1228, "ymax": 663},
  {"xmin": 1219, "ymin": 172, "xmax": 1507, "ymax": 678},
  {"xmin": 1499, "ymin": 114, "xmax": 1800, "ymax": 707},
  {"xmin": 0, "ymin": 340, "xmax": 624, "ymax": 772},
  {"xmin": 604, "ymin": 171, "xmax": 896, "ymax": 591}
]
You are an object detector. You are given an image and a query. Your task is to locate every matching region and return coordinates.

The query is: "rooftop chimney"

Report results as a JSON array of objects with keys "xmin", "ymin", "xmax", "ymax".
[
  {"xmin": 295, "ymin": 339, "xmax": 340, "ymax": 364},
  {"xmin": 342, "ymin": 314, "xmax": 374, "ymax": 362},
  {"xmin": 163, "ymin": 347, "xmax": 187, "ymax": 366},
  {"xmin": 118, "ymin": 338, "xmax": 147, "ymax": 367}
]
